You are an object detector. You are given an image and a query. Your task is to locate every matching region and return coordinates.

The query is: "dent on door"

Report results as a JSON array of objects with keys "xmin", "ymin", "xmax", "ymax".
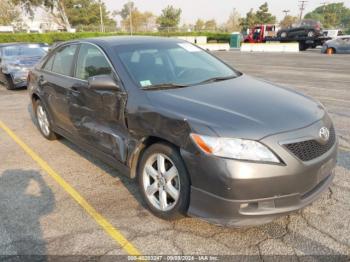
[{"xmin": 69, "ymin": 86, "xmax": 128, "ymax": 162}]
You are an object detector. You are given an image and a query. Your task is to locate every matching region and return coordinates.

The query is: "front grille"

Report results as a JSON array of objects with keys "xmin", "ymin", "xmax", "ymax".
[{"xmin": 284, "ymin": 126, "xmax": 336, "ymax": 161}]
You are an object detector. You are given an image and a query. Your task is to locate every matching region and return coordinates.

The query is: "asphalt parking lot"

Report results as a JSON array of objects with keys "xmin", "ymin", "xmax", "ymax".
[{"xmin": 0, "ymin": 50, "xmax": 349, "ymax": 260}]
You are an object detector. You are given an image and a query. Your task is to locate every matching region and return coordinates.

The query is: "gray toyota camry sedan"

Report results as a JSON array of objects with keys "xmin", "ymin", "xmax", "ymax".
[{"xmin": 28, "ymin": 36, "xmax": 337, "ymax": 227}]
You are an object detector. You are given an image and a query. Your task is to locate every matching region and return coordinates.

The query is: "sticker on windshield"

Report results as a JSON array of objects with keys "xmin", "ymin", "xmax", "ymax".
[
  {"xmin": 140, "ymin": 80, "xmax": 152, "ymax": 87},
  {"xmin": 28, "ymin": 44, "xmax": 39, "ymax": 48},
  {"xmin": 178, "ymin": 43, "xmax": 201, "ymax": 52}
]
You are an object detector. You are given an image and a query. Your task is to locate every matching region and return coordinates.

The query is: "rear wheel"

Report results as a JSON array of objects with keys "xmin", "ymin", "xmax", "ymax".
[
  {"xmin": 138, "ymin": 143, "xmax": 190, "ymax": 220},
  {"xmin": 34, "ymin": 99, "xmax": 58, "ymax": 140}
]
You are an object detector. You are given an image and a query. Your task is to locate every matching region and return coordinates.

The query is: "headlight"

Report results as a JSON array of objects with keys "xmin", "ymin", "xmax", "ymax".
[{"xmin": 190, "ymin": 134, "xmax": 280, "ymax": 163}]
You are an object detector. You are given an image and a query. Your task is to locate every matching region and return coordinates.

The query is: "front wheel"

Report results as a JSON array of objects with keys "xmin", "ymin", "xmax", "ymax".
[
  {"xmin": 1, "ymin": 74, "xmax": 15, "ymax": 90},
  {"xmin": 138, "ymin": 143, "xmax": 190, "ymax": 220},
  {"xmin": 34, "ymin": 100, "xmax": 58, "ymax": 140},
  {"xmin": 280, "ymin": 32, "xmax": 287, "ymax": 38}
]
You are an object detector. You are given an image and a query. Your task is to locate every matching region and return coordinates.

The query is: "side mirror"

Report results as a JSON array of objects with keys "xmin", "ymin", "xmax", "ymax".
[{"xmin": 88, "ymin": 75, "xmax": 122, "ymax": 91}]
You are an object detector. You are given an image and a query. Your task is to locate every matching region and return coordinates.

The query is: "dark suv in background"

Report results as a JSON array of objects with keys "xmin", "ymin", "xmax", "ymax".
[{"xmin": 278, "ymin": 19, "xmax": 323, "ymax": 39}]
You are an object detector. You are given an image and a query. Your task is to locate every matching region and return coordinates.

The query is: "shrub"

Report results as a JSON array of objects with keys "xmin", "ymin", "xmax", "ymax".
[{"xmin": 0, "ymin": 32, "xmax": 231, "ymax": 44}]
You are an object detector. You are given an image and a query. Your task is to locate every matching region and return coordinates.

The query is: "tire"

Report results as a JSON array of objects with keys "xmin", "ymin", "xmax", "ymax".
[
  {"xmin": 299, "ymin": 42, "xmax": 308, "ymax": 51},
  {"xmin": 138, "ymin": 142, "xmax": 190, "ymax": 220},
  {"xmin": 33, "ymin": 99, "xmax": 58, "ymax": 140},
  {"xmin": 1, "ymin": 74, "xmax": 15, "ymax": 90},
  {"xmin": 280, "ymin": 32, "xmax": 287, "ymax": 38}
]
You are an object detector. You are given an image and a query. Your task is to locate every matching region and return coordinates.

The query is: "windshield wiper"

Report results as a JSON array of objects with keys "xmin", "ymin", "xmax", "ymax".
[
  {"xmin": 195, "ymin": 75, "xmax": 237, "ymax": 85},
  {"xmin": 141, "ymin": 83, "xmax": 189, "ymax": 90}
]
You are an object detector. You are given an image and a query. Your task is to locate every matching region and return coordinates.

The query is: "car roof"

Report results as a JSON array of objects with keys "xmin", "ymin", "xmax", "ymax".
[
  {"xmin": 61, "ymin": 36, "xmax": 185, "ymax": 48},
  {"xmin": 0, "ymin": 42, "xmax": 46, "ymax": 47}
]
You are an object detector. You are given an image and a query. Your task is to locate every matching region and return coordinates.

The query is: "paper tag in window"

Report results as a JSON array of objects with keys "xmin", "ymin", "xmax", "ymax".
[
  {"xmin": 140, "ymin": 80, "xmax": 152, "ymax": 87},
  {"xmin": 178, "ymin": 43, "xmax": 201, "ymax": 52}
]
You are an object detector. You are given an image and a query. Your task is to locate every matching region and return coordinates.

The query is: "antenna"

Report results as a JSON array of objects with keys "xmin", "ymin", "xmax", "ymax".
[{"xmin": 299, "ymin": 0, "xmax": 308, "ymax": 21}]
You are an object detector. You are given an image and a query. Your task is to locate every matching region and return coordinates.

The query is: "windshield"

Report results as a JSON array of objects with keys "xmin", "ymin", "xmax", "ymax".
[
  {"xmin": 115, "ymin": 42, "xmax": 238, "ymax": 88},
  {"xmin": 3, "ymin": 45, "xmax": 46, "ymax": 57}
]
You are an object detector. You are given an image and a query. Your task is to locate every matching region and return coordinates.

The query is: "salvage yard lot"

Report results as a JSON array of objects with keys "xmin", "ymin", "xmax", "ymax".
[{"xmin": 0, "ymin": 50, "xmax": 349, "ymax": 260}]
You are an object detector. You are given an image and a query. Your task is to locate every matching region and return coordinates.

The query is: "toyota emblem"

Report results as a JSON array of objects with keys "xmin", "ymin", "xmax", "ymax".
[{"xmin": 319, "ymin": 127, "xmax": 330, "ymax": 142}]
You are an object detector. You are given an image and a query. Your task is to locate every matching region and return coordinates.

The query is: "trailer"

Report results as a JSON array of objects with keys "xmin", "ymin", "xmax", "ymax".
[{"xmin": 245, "ymin": 22, "xmax": 332, "ymax": 51}]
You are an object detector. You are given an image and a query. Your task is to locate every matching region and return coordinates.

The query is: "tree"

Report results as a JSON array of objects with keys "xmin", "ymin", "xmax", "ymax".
[
  {"xmin": 121, "ymin": 10, "xmax": 156, "ymax": 32},
  {"xmin": 10, "ymin": 0, "xmax": 116, "ymax": 30},
  {"xmin": 0, "ymin": 0, "xmax": 21, "ymax": 25},
  {"xmin": 279, "ymin": 15, "xmax": 298, "ymax": 29},
  {"xmin": 117, "ymin": 2, "xmax": 156, "ymax": 32},
  {"xmin": 255, "ymin": 2, "xmax": 276, "ymax": 24},
  {"xmin": 64, "ymin": 0, "xmax": 116, "ymax": 27},
  {"xmin": 239, "ymin": 3, "xmax": 276, "ymax": 32},
  {"xmin": 194, "ymin": 19, "xmax": 205, "ymax": 31},
  {"xmin": 157, "ymin": 5, "xmax": 181, "ymax": 31},
  {"xmin": 239, "ymin": 9, "xmax": 257, "ymax": 32},
  {"xmin": 304, "ymin": 3, "xmax": 350, "ymax": 29},
  {"xmin": 118, "ymin": 1, "xmax": 136, "ymax": 20},
  {"xmin": 225, "ymin": 8, "xmax": 241, "ymax": 32},
  {"xmin": 10, "ymin": 0, "xmax": 71, "ymax": 30},
  {"xmin": 204, "ymin": 19, "xmax": 217, "ymax": 31}
]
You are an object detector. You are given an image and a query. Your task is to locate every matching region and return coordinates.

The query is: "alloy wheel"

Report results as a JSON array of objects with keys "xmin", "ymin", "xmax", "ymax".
[
  {"xmin": 142, "ymin": 153, "xmax": 180, "ymax": 211},
  {"xmin": 36, "ymin": 104, "xmax": 50, "ymax": 136}
]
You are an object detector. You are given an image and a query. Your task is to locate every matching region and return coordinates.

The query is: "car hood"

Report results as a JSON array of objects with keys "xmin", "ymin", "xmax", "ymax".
[{"xmin": 146, "ymin": 75, "xmax": 325, "ymax": 140}]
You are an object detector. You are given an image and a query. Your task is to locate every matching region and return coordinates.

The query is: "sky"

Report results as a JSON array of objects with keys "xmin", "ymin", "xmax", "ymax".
[{"xmin": 103, "ymin": 0, "xmax": 350, "ymax": 24}]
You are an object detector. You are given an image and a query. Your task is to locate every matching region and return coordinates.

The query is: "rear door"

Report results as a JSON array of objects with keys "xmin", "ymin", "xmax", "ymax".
[
  {"xmin": 39, "ymin": 44, "xmax": 79, "ymax": 132},
  {"xmin": 68, "ymin": 43, "xmax": 128, "ymax": 162}
]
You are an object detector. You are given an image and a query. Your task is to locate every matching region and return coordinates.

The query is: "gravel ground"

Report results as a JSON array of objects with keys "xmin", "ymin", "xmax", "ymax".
[{"xmin": 0, "ymin": 50, "xmax": 349, "ymax": 261}]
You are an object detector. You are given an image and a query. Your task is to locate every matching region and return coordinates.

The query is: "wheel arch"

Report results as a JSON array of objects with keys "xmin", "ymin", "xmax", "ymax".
[
  {"xmin": 31, "ymin": 93, "xmax": 40, "ymax": 105},
  {"xmin": 129, "ymin": 136, "xmax": 184, "ymax": 179}
]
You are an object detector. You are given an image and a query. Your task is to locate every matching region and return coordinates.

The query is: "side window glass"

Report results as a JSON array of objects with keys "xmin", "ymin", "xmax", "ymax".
[
  {"xmin": 52, "ymin": 45, "xmax": 77, "ymax": 76},
  {"xmin": 75, "ymin": 44, "xmax": 112, "ymax": 80},
  {"xmin": 42, "ymin": 54, "xmax": 55, "ymax": 71}
]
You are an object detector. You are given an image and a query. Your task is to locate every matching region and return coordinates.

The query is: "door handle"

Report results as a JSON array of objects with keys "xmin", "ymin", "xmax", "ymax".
[{"xmin": 69, "ymin": 83, "xmax": 85, "ymax": 94}]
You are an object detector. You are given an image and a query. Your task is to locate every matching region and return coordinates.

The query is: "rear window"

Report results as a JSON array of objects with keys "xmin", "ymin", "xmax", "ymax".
[
  {"xmin": 52, "ymin": 45, "xmax": 77, "ymax": 76},
  {"xmin": 3, "ymin": 45, "xmax": 46, "ymax": 57}
]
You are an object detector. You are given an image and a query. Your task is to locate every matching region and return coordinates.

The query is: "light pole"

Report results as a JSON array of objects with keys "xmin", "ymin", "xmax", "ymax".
[
  {"xmin": 299, "ymin": 0, "xmax": 308, "ymax": 21},
  {"xmin": 99, "ymin": 0, "xmax": 105, "ymax": 32},
  {"xmin": 282, "ymin": 10, "xmax": 290, "ymax": 17},
  {"xmin": 128, "ymin": 1, "xmax": 133, "ymax": 35}
]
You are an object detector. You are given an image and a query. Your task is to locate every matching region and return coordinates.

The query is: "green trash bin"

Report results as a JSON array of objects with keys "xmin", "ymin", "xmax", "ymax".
[{"xmin": 230, "ymin": 32, "xmax": 241, "ymax": 49}]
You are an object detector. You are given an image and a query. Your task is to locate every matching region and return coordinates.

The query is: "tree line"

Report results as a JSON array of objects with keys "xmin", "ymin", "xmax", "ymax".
[{"xmin": 1, "ymin": 0, "xmax": 349, "ymax": 33}]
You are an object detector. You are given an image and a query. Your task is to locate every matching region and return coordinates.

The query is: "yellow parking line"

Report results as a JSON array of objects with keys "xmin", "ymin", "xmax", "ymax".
[{"xmin": 0, "ymin": 120, "xmax": 141, "ymax": 256}]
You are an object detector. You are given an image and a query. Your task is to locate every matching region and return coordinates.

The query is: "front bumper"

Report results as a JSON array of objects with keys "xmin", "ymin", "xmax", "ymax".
[{"xmin": 181, "ymin": 119, "xmax": 338, "ymax": 227}]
